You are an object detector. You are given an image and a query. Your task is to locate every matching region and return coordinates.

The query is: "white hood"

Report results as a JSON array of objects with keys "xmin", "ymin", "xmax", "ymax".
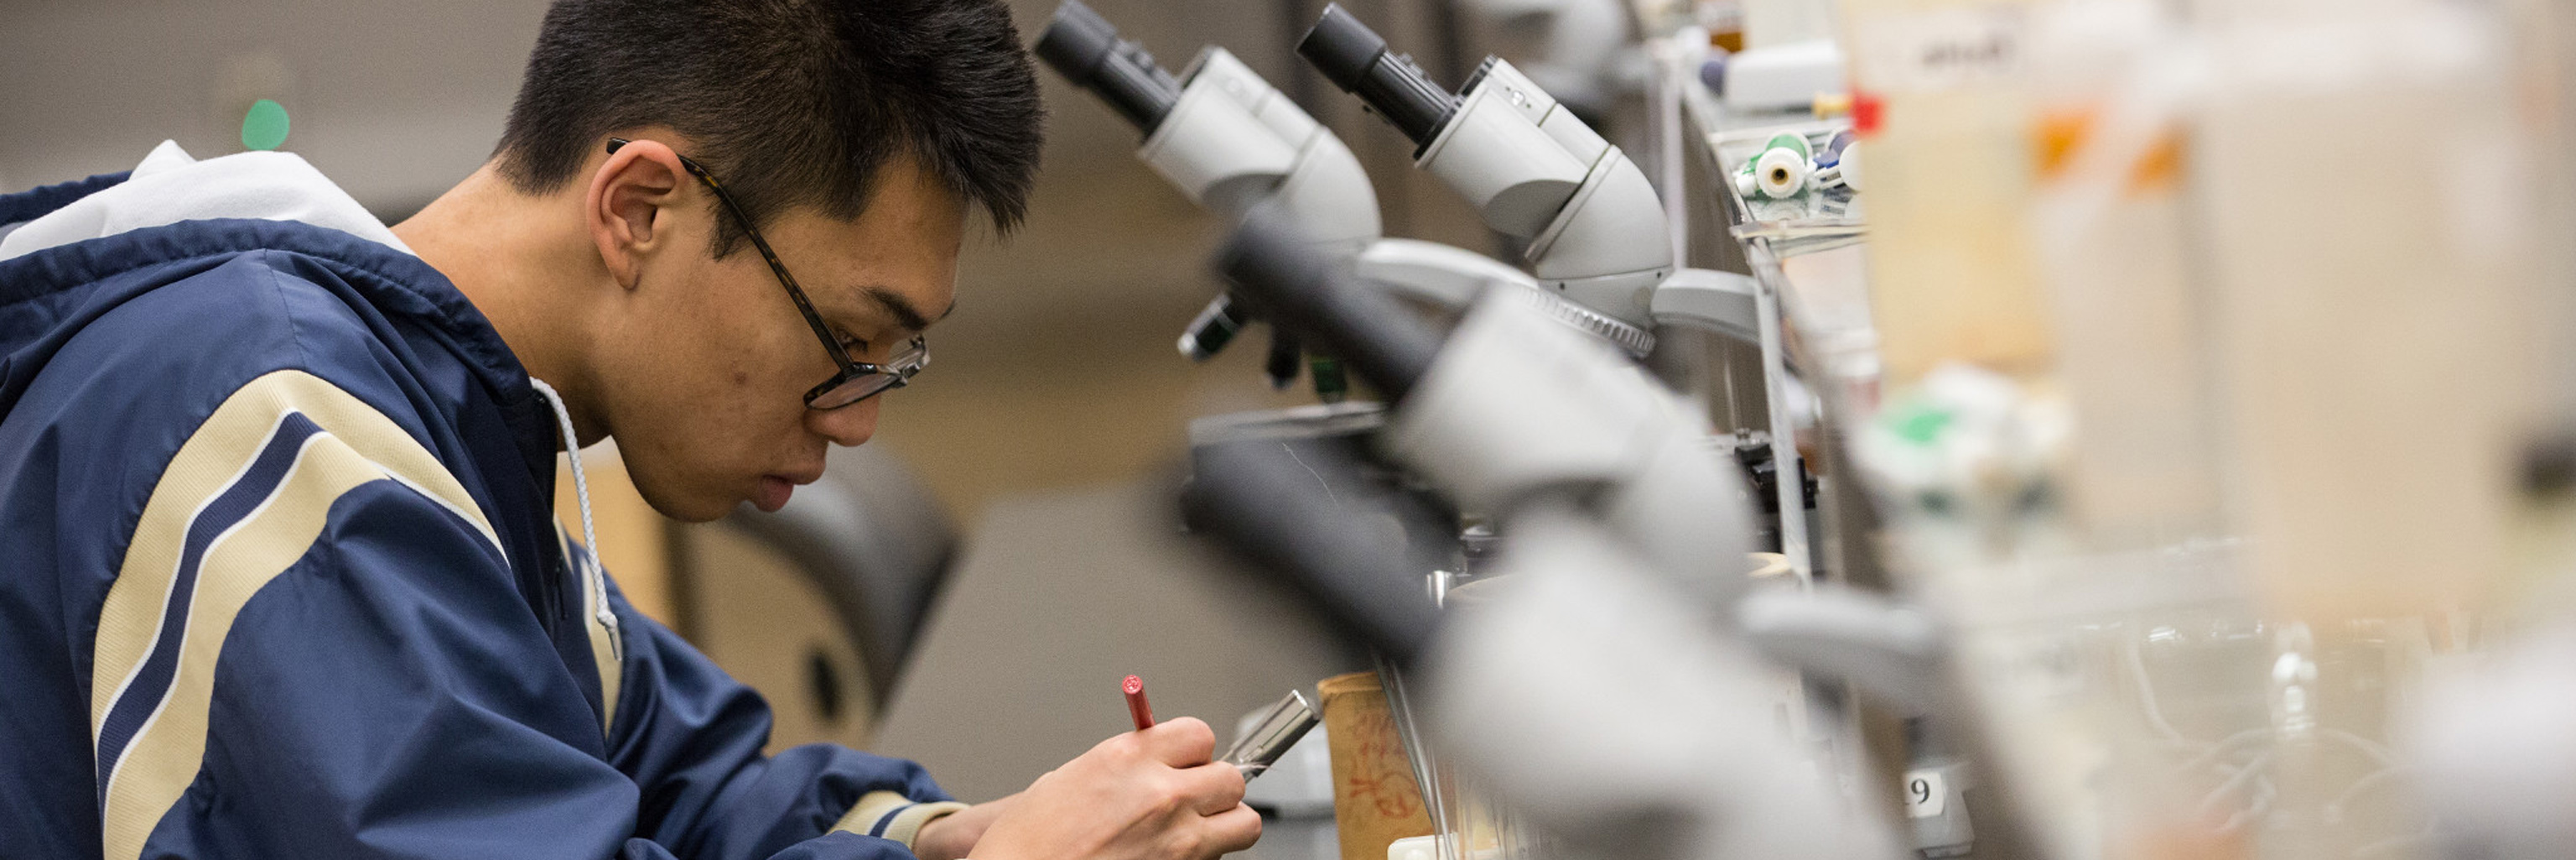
[{"xmin": 0, "ymin": 140, "xmax": 412, "ymax": 262}]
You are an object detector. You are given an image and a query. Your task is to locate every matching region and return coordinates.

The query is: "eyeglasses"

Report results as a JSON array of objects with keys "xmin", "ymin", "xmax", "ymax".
[{"xmin": 606, "ymin": 137, "xmax": 929, "ymax": 409}]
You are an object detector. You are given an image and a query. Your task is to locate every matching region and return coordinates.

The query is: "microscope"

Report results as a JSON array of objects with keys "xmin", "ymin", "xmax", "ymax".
[
  {"xmin": 1296, "ymin": 3, "xmax": 1760, "ymax": 345},
  {"xmin": 1293, "ymin": 3, "xmax": 1810, "ymax": 586},
  {"xmin": 1187, "ymin": 212, "xmax": 1910, "ymax": 860},
  {"xmin": 1036, "ymin": 1, "xmax": 1779, "ymax": 554},
  {"xmin": 1036, "ymin": 0, "xmax": 1661, "ymax": 373},
  {"xmin": 1036, "ymin": 0, "xmax": 1679, "ymax": 595}
]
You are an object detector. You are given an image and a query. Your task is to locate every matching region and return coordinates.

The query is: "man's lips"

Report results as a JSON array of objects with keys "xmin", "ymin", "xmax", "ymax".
[
  {"xmin": 753, "ymin": 476, "xmax": 796, "ymax": 512},
  {"xmin": 752, "ymin": 470, "xmax": 823, "ymax": 513}
]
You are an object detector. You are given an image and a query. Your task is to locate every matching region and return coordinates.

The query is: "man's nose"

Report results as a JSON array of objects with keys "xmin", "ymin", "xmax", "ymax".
[{"xmin": 808, "ymin": 396, "xmax": 880, "ymax": 447}]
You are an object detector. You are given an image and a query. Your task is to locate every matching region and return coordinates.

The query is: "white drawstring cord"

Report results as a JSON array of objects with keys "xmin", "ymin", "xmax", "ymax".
[{"xmin": 527, "ymin": 378, "xmax": 620, "ymax": 656}]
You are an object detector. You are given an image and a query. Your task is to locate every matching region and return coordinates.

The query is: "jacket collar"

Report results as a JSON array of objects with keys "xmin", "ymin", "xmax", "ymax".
[{"xmin": 0, "ymin": 174, "xmax": 556, "ymax": 477}]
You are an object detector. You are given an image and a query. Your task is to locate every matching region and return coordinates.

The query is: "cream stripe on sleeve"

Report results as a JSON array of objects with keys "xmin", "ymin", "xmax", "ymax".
[{"xmin": 90, "ymin": 370, "xmax": 499, "ymax": 860}]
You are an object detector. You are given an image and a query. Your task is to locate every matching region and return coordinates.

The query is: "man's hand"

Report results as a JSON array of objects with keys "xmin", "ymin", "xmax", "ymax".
[{"xmin": 966, "ymin": 718, "xmax": 1261, "ymax": 860}]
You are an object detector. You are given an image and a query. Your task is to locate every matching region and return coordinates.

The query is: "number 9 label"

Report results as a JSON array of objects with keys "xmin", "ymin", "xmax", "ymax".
[{"xmin": 1903, "ymin": 769, "xmax": 1949, "ymax": 818}]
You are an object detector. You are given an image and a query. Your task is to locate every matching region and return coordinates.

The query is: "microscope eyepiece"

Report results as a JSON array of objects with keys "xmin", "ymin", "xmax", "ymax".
[
  {"xmin": 1217, "ymin": 206, "xmax": 1440, "ymax": 403},
  {"xmin": 1182, "ymin": 439, "xmax": 1439, "ymax": 664},
  {"xmin": 1036, "ymin": 0, "xmax": 1182, "ymax": 133},
  {"xmin": 1297, "ymin": 4, "xmax": 1457, "ymax": 149},
  {"xmin": 1296, "ymin": 5, "xmax": 1387, "ymax": 90}
]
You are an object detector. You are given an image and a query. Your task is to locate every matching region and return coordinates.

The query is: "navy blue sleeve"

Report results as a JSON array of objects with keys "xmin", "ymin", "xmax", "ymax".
[
  {"xmin": 123, "ymin": 479, "xmax": 635, "ymax": 858},
  {"xmin": 110, "ymin": 457, "xmax": 938, "ymax": 860},
  {"xmin": 605, "ymin": 582, "xmax": 964, "ymax": 860},
  {"xmin": 75, "ymin": 363, "xmax": 944, "ymax": 859}
]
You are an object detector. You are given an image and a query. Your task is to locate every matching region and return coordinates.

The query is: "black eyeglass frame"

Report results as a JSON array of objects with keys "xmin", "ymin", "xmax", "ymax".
[{"xmin": 605, "ymin": 137, "xmax": 927, "ymax": 409}]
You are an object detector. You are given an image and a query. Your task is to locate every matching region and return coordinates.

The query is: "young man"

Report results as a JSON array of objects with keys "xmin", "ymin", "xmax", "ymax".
[{"xmin": 0, "ymin": 1, "xmax": 1261, "ymax": 859}]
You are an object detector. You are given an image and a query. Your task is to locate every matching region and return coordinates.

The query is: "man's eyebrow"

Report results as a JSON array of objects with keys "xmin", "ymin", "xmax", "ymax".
[{"xmin": 858, "ymin": 285, "xmax": 953, "ymax": 332}]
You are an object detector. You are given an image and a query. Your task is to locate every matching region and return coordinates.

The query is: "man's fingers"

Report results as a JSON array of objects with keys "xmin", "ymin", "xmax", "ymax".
[
  {"xmin": 1174, "ymin": 760, "xmax": 1248, "ymax": 816},
  {"xmin": 1201, "ymin": 803, "xmax": 1264, "ymax": 857},
  {"xmin": 1140, "ymin": 717, "xmax": 1217, "ymax": 768}
]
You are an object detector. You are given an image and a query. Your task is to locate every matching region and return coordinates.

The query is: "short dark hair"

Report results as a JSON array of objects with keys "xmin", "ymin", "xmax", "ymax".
[{"xmin": 494, "ymin": 0, "xmax": 1044, "ymax": 254}]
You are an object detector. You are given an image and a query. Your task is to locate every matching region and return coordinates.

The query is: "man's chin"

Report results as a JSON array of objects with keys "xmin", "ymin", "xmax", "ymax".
[{"xmin": 628, "ymin": 484, "xmax": 735, "ymax": 524}]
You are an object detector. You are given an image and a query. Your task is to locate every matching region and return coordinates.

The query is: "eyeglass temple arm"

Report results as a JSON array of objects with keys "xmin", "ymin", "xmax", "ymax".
[{"xmin": 604, "ymin": 138, "xmax": 858, "ymax": 369}]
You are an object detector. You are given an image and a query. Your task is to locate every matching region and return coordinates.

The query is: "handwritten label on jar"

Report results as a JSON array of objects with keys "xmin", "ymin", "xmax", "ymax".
[{"xmin": 1852, "ymin": 7, "xmax": 2027, "ymax": 93}]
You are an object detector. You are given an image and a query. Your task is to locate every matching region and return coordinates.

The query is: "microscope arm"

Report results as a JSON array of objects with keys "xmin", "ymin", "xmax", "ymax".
[
  {"xmin": 1223, "ymin": 214, "xmax": 1754, "ymax": 607},
  {"xmin": 1649, "ymin": 268, "xmax": 1763, "ymax": 342},
  {"xmin": 1357, "ymin": 237, "xmax": 1663, "ymax": 356},
  {"xmin": 1353, "ymin": 237, "xmax": 1536, "ymax": 308},
  {"xmin": 1356, "ymin": 243, "xmax": 1758, "ymax": 351},
  {"xmin": 1737, "ymin": 585, "xmax": 1948, "ymax": 717}
]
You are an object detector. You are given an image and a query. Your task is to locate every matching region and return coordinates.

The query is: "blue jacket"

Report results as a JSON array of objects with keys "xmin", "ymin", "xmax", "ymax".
[{"xmin": 0, "ymin": 172, "xmax": 966, "ymax": 860}]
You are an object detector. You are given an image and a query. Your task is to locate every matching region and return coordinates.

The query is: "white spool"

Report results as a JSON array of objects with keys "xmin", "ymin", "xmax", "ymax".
[{"xmin": 1754, "ymin": 146, "xmax": 1811, "ymax": 199}]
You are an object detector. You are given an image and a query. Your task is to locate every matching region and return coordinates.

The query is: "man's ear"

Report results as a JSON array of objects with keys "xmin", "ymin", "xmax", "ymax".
[{"xmin": 586, "ymin": 138, "xmax": 690, "ymax": 292}]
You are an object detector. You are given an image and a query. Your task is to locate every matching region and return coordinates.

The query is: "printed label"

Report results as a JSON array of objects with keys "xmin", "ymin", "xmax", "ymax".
[
  {"xmin": 1854, "ymin": 8, "xmax": 2027, "ymax": 92},
  {"xmin": 1903, "ymin": 768, "xmax": 1950, "ymax": 818}
]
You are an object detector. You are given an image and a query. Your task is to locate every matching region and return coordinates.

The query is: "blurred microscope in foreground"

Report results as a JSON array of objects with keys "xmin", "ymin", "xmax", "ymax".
[{"xmin": 1036, "ymin": 1, "xmax": 2576, "ymax": 859}]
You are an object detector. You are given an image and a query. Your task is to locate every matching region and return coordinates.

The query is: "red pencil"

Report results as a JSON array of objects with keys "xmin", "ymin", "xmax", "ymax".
[{"xmin": 1122, "ymin": 674, "xmax": 1155, "ymax": 730}]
